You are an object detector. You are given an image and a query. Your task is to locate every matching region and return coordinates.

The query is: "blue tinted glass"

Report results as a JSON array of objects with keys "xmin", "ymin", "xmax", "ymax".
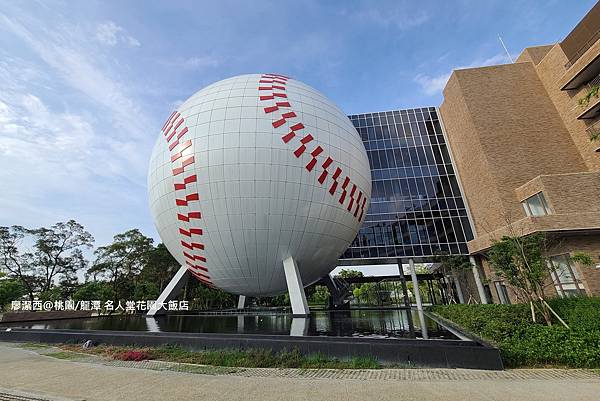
[{"xmin": 342, "ymin": 108, "xmax": 473, "ymax": 261}]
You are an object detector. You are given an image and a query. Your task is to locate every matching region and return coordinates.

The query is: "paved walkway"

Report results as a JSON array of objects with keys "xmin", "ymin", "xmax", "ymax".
[{"xmin": 0, "ymin": 343, "xmax": 599, "ymax": 401}]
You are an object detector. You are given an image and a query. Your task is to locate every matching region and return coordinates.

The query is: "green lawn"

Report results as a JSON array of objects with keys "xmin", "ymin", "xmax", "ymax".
[
  {"xmin": 59, "ymin": 344, "xmax": 381, "ymax": 369},
  {"xmin": 431, "ymin": 297, "xmax": 600, "ymax": 368}
]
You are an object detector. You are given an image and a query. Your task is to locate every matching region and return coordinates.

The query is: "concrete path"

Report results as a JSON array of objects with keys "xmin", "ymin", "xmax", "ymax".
[{"xmin": 0, "ymin": 343, "xmax": 599, "ymax": 401}]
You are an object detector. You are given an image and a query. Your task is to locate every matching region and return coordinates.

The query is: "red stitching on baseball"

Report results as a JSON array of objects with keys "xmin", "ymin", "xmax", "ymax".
[
  {"xmin": 329, "ymin": 167, "xmax": 342, "ymax": 195},
  {"xmin": 257, "ymin": 73, "xmax": 367, "ymax": 222},
  {"xmin": 347, "ymin": 184, "xmax": 357, "ymax": 212},
  {"xmin": 170, "ymin": 140, "xmax": 192, "ymax": 162},
  {"xmin": 175, "ymin": 193, "xmax": 199, "ymax": 206},
  {"xmin": 259, "ymin": 79, "xmax": 287, "ymax": 85},
  {"xmin": 191, "ymin": 273, "xmax": 212, "ymax": 285},
  {"xmin": 186, "ymin": 261, "xmax": 209, "ymax": 272},
  {"xmin": 180, "ymin": 240, "xmax": 204, "ymax": 250},
  {"xmin": 354, "ymin": 191, "xmax": 363, "ymax": 217},
  {"xmin": 177, "ymin": 211, "xmax": 201, "ymax": 221},
  {"xmin": 339, "ymin": 176, "xmax": 350, "ymax": 204},
  {"xmin": 358, "ymin": 196, "xmax": 367, "ymax": 222},
  {"xmin": 318, "ymin": 157, "xmax": 333, "ymax": 184},
  {"xmin": 162, "ymin": 112, "xmax": 180, "ymax": 136},
  {"xmin": 183, "ymin": 251, "xmax": 206, "ymax": 262},
  {"xmin": 263, "ymin": 101, "xmax": 291, "ymax": 114},
  {"xmin": 282, "ymin": 122, "xmax": 304, "ymax": 144},
  {"xmin": 263, "ymin": 73, "xmax": 289, "ymax": 79},
  {"xmin": 172, "ymin": 156, "xmax": 194, "ymax": 176},
  {"xmin": 272, "ymin": 112, "xmax": 297, "ymax": 128},
  {"xmin": 305, "ymin": 146, "xmax": 323, "ymax": 172},
  {"xmin": 174, "ymin": 174, "xmax": 197, "ymax": 191},
  {"xmin": 167, "ymin": 125, "xmax": 188, "ymax": 143},
  {"xmin": 179, "ymin": 227, "xmax": 203, "ymax": 237},
  {"xmin": 162, "ymin": 111, "xmax": 176, "ymax": 131},
  {"xmin": 293, "ymin": 134, "xmax": 314, "ymax": 158},
  {"xmin": 259, "ymin": 85, "xmax": 286, "ymax": 91},
  {"xmin": 159, "ymin": 110, "xmax": 211, "ymax": 286}
]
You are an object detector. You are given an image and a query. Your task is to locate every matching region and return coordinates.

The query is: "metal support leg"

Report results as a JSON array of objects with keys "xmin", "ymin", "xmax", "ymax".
[
  {"xmin": 408, "ymin": 258, "xmax": 423, "ymax": 312},
  {"xmin": 397, "ymin": 259, "xmax": 411, "ymax": 308},
  {"xmin": 408, "ymin": 258, "xmax": 427, "ymax": 339},
  {"xmin": 283, "ymin": 256, "xmax": 310, "ymax": 316},
  {"xmin": 147, "ymin": 265, "xmax": 190, "ymax": 317},
  {"xmin": 290, "ymin": 318, "xmax": 309, "ymax": 336},
  {"xmin": 470, "ymin": 255, "xmax": 488, "ymax": 304},
  {"xmin": 237, "ymin": 295, "xmax": 247, "ymax": 309}
]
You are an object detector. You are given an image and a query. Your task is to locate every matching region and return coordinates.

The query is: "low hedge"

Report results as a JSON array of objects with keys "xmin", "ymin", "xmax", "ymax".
[{"xmin": 431, "ymin": 297, "xmax": 600, "ymax": 368}]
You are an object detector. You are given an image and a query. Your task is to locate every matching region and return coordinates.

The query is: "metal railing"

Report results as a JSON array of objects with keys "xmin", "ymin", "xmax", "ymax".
[
  {"xmin": 589, "ymin": 73, "xmax": 600, "ymax": 87},
  {"xmin": 564, "ymin": 30, "xmax": 600, "ymax": 69}
]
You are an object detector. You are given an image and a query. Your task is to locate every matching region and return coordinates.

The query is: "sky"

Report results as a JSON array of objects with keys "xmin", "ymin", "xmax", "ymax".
[{"xmin": 0, "ymin": 0, "xmax": 597, "ymax": 252}]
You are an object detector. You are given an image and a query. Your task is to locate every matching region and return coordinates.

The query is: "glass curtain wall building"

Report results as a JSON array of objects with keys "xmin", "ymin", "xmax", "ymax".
[{"xmin": 341, "ymin": 107, "xmax": 473, "ymax": 262}]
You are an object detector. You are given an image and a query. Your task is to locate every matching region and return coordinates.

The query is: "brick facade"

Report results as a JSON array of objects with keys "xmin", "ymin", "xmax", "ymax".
[{"xmin": 439, "ymin": 2, "xmax": 600, "ymax": 301}]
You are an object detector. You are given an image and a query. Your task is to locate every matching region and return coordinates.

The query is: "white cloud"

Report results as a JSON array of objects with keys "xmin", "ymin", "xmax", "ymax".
[
  {"xmin": 160, "ymin": 55, "xmax": 220, "ymax": 72},
  {"xmin": 414, "ymin": 53, "xmax": 514, "ymax": 96},
  {"xmin": 340, "ymin": 4, "xmax": 429, "ymax": 31},
  {"xmin": 1, "ymin": 15, "xmax": 151, "ymax": 142},
  {"xmin": 0, "ymin": 12, "xmax": 155, "ymax": 245},
  {"xmin": 182, "ymin": 56, "xmax": 219, "ymax": 69},
  {"xmin": 414, "ymin": 72, "xmax": 453, "ymax": 96},
  {"xmin": 96, "ymin": 21, "xmax": 140, "ymax": 47}
]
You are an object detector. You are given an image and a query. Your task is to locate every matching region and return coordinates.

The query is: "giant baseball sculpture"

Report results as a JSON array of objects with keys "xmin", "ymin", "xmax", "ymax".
[{"xmin": 147, "ymin": 74, "xmax": 371, "ymax": 316}]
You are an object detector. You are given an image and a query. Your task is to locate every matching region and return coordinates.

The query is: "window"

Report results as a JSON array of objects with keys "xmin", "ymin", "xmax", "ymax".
[
  {"xmin": 494, "ymin": 281, "xmax": 511, "ymax": 304},
  {"xmin": 522, "ymin": 192, "xmax": 551, "ymax": 216},
  {"xmin": 548, "ymin": 254, "xmax": 585, "ymax": 297}
]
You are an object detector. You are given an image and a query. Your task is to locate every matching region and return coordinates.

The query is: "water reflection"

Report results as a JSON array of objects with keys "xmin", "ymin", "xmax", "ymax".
[
  {"xmin": 289, "ymin": 318, "xmax": 309, "ymax": 336},
  {"xmin": 2, "ymin": 309, "xmax": 458, "ymax": 340}
]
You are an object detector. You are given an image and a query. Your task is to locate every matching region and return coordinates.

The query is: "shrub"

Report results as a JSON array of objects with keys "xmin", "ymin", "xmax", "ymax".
[
  {"xmin": 114, "ymin": 350, "xmax": 151, "ymax": 361},
  {"xmin": 431, "ymin": 298, "xmax": 600, "ymax": 368}
]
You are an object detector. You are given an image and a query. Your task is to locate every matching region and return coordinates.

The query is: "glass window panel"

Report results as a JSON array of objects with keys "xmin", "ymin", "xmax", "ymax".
[
  {"xmin": 343, "ymin": 109, "xmax": 472, "ymax": 260},
  {"xmin": 525, "ymin": 193, "xmax": 549, "ymax": 216},
  {"xmin": 370, "ymin": 151, "xmax": 381, "ymax": 169},
  {"xmin": 378, "ymin": 150, "xmax": 388, "ymax": 169}
]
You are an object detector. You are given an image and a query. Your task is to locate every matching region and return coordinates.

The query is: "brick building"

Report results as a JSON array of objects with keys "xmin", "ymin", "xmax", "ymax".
[{"xmin": 439, "ymin": 1, "xmax": 600, "ymax": 303}]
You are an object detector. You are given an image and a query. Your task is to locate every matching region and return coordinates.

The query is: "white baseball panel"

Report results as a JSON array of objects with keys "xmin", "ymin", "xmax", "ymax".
[{"xmin": 148, "ymin": 74, "xmax": 371, "ymax": 296}]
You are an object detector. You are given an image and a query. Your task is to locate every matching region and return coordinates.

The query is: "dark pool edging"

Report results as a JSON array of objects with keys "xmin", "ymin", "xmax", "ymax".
[{"xmin": 0, "ymin": 328, "xmax": 504, "ymax": 370}]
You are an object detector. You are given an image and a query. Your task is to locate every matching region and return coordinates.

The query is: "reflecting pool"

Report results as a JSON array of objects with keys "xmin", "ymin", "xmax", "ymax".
[{"xmin": 2, "ymin": 309, "xmax": 460, "ymax": 340}]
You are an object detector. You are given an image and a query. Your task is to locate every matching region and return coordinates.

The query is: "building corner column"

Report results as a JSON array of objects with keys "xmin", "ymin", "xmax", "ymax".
[
  {"xmin": 470, "ymin": 255, "xmax": 488, "ymax": 304},
  {"xmin": 408, "ymin": 258, "xmax": 423, "ymax": 311}
]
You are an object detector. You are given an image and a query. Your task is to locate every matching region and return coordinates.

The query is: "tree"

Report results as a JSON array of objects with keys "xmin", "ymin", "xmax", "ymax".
[
  {"xmin": 434, "ymin": 253, "xmax": 472, "ymax": 303},
  {"xmin": 140, "ymin": 243, "xmax": 179, "ymax": 292},
  {"xmin": 29, "ymin": 220, "xmax": 93, "ymax": 293},
  {"xmin": 189, "ymin": 284, "xmax": 235, "ymax": 310},
  {"xmin": 0, "ymin": 221, "xmax": 93, "ymax": 301},
  {"xmin": 308, "ymin": 285, "xmax": 330, "ymax": 305},
  {"xmin": 72, "ymin": 281, "xmax": 114, "ymax": 303},
  {"xmin": 0, "ymin": 276, "xmax": 27, "ymax": 311},
  {"xmin": 133, "ymin": 282, "xmax": 160, "ymax": 300},
  {"xmin": 336, "ymin": 269, "xmax": 363, "ymax": 279},
  {"xmin": 89, "ymin": 229, "xmax": 154, "ymax": 300},
  {"xmin": 0, "ymin": 226, "xmax": 39, "ymax": 301},
  {"xmin": 352, "ymin": 283, "xmax": 377, "ymax": 305},
  {"xmin": 488, "ymin": 233, "xmax": 566, "ymax": 326}
]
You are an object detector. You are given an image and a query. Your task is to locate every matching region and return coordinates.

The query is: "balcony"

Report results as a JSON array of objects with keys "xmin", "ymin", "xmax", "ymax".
[
  {"xmin": 577, "ymin": 91, "xmax": 600, "ymax": 120},
  {"xmin": 585, "ymin": 119, "xmax": 600, "ymax": 152},
  {"xmin": 559, "ymin": 2, "xmax": 600, "ymax": 90},
  {"xmin": 559, "ymin": 34, "xmax": 600, "ymax": 90}
]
